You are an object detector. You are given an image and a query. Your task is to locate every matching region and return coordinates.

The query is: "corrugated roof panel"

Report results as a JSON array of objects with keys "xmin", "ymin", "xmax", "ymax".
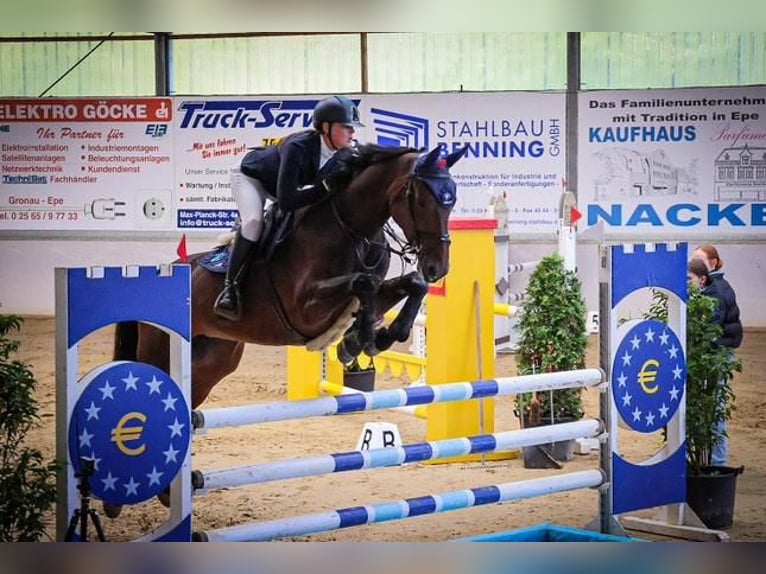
[
  {"xmin": 1, "ymin": 33, "xmax": 764, "ymax": 97},
  {"xmin": 366, "ymin": 33, "xmax": 567, "ymax": 92},
  {"xmin": 581, "ymin": 32, "xmax": 766, "ymax": 89},
  {"xmin": 0, "ymin": 37, "xmax": 154, "ymax": 96},
  {"xmin": 173, "ymin": 35, "xmax": 361, "ymax": 96}
]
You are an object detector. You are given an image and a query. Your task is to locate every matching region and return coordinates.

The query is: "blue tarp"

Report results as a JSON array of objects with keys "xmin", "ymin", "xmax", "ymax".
[{"xmin": 460, "ymin": 523, "xmax": 638, "ymax": 542}]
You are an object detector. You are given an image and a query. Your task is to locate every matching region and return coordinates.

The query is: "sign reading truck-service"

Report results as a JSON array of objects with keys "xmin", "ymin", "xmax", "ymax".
[
  {"xmin": 579, "ymin": 86, "xmax": 766, "ymax": 238},
  {"xmin": 172, "ymin": 97, "xmax": 323, "ymax": 230}
]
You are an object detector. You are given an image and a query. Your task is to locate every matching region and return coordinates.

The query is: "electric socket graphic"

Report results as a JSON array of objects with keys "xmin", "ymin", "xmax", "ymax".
[
  {"xmin": 143, "ymin": 198, "xmax": 165, "ymax": 220},
  {"xmin": 134, "ymin": 189, "xmax": 173, "ymax": 228}
]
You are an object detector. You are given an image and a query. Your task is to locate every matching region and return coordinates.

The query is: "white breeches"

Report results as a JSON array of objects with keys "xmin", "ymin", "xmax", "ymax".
[{"xmin": 230, "ymin": 166, "xmax": 268, "ymax": 242}]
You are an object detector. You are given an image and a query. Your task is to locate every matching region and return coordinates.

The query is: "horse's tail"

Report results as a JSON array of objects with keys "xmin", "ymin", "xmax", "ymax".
[{"xmin": 113, "ymin": 321, "xmax": 139, "ymax": 361}]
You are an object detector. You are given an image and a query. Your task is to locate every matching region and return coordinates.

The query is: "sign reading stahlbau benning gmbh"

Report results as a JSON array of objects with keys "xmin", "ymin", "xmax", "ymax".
[{"xmin": 578, "ymin": 86, "xmax": 766, "ymax": 238}]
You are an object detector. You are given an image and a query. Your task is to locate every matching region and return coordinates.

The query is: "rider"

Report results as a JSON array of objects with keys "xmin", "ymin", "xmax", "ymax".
[{"xmin": 214, "ymin": 95, "xmax": 365, "ymax": 321}]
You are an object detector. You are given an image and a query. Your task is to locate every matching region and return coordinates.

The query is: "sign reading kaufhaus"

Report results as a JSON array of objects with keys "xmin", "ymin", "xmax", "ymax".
[{"xmin": 579, "ymin": 86, "xmax": 766, "ymax": 238}]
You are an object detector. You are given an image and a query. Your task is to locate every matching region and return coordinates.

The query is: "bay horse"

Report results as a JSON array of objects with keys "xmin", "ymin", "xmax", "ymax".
[{"xmin": 113, "ymin": 145, "xmax": 467, "ymax": 410}]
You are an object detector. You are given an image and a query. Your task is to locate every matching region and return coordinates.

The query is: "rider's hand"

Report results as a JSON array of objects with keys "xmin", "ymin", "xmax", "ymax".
[{"xmin": 319, "ymin": 156, "xmax": 354, "ymax": 192}]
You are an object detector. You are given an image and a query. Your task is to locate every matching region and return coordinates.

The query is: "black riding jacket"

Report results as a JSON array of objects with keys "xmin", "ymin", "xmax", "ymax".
[
  {"xmin": 239, "ymin": 130, "xmax": 326, "ymax": 212},
  {"xmin": 703, "ymin": 271, "xmax": 743, "ymax": 349}
]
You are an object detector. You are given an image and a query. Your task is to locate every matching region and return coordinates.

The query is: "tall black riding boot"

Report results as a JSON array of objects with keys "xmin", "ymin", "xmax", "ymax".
[{"xmin": 214, "ymin": 232, "xmax": 257, "ymax": 321}]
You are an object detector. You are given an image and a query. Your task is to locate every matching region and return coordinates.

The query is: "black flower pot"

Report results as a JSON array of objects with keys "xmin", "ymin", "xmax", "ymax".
[
  {"xmin": 686, "ymin": 465, "xmax": 744, "ymax": 529},
  {"xmin": 519, "ymin": 414, "xmax": 576, "ymax": 469},
  {"xmin": 343, "ymin": 367, "xmax": 376, "ymax": 392}
]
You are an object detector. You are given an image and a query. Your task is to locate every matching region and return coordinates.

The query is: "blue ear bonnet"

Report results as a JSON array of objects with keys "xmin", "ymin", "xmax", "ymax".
[{"xmin": 413, "ymin": 151, "xmax": 457, "ymax": 207}]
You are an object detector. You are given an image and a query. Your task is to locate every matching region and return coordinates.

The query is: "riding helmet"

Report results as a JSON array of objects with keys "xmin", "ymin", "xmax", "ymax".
[{"xmin": 312, "ymin": 95, "xmax": 365, "ymax": 129}]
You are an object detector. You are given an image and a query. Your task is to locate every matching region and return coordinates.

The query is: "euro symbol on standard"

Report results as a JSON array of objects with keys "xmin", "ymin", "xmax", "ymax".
[
  {"xmin": 637, "ymin": 359, "xmax": 660, "ymax": 394},
  {"xmin": 111, "ymin": 412, "xmax": 147, "ymax": 456}
]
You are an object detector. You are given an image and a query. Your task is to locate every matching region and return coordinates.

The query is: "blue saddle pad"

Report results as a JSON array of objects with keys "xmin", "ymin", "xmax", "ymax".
[
  {"xmin": 198, "ymin": 245, "xmax": 230, "ymax": 274},
  {"xmin": 196, "ymin": 207, "xmax": 294, "ymax": 275}
]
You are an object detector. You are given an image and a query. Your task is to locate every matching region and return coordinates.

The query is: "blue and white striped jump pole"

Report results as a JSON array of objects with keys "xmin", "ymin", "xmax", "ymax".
[
  {"xmin": 193, "ymin": 418, "xmax": 602, "ymax": 492},
  {"xmin": 193, "ymin": 469, "xmax": 605, "ymax": 542},
  {"xmin": 192, "ymin": 368, "xmax": 604, "ymax": 430},
  {"xmin": 508, "ymin": 260, "xmax": 541, "ymax": 274}
]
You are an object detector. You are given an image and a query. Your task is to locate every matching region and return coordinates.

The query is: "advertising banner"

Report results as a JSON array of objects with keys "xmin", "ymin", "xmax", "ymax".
[
  {"xmin": 579, "ymin": 86, "xmax": 766, "ymax": 238},
  {"xmin": 1, "ymin": 93, "xmax": 567, "ymax": 234},
  {"xmin": 172, "ymin": 92, "xmax": 567, "ymax": 232},
  {"xmin": 0, "ymin": 98, "xmax": 174, "ymax": 230},
  {"xmin": 172, "ymin": 96, "xmax": 318, "ymax": 231},
  {"xmin": 361, "ymin": 93, "xmax": 566, "ymax": 232}
]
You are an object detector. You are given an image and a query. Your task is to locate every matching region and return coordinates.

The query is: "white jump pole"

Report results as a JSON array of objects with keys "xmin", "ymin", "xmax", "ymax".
[
  {"xmin": 195, "ymin": 470, "xmax": 605, "ymax": 542},
  {"xmin": 193, "ymin": 368, "xmax": 604, "ymax": 431},
  {"xmin": 194, "ymin": 418, "xmax": 602, "ymax": 492}
]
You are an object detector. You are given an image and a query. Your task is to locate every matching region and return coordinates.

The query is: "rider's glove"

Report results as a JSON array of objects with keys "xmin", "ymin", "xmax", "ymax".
[
  {"xmin": 321, "ymin": 162, "xmax": 352, "ymax": 192},
  {"xmin": 318, "ymin": 149, "xmax": 357, "ymax": 192}
]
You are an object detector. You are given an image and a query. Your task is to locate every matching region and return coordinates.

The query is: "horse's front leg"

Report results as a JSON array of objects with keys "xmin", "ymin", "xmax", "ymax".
[
  {"xmin": 308, "ymin": 272, "xmax": 381, "ymax": 364},
  {"xmin": 365, "ymin": 271, "xmax": 428, "ymax": 356},
  {"xmin": 307, "ymin": 272, "xmax": 380, "ymax": 305}
]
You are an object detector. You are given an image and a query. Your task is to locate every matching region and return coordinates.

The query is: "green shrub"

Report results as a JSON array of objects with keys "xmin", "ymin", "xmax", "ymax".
[
  {"xmin": 645, "ymin": 288, "xmax": 742, "ymax": 474},
  {"xmin": 0, "ymin": 315, "xmax": 58, "ymax": 541},
  {"xmin": 514, "ymin": 253, "xmax": 588, "ymax": 422}
]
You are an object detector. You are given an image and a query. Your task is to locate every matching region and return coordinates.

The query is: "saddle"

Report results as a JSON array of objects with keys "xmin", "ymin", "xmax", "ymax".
[{"xmin": 198, "ymin": 205, "xmax": 294, "ymax": 274}]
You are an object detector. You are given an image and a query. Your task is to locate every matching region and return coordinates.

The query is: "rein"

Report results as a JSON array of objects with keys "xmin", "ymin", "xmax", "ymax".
[
  {"xmin": 330, "ymin": 195, "xmax": 388, "ymax": 272},
  {"xmin": 328, "ymin": 150, "xmax": 451, "ymax": 273},
  {"xmin": 383, "ymin": 175, "xmax": 452, "ymax": 270},
  {"xmin": 384, "ymin": 223, "xmax": 418, "ymax": 268}
]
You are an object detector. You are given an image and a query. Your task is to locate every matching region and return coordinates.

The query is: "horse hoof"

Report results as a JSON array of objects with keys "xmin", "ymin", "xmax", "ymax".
[
  {"xmin": 364, "ymin": 331, "xmax": 386, "ymax": 356},
  {"xmin": 337, "ymin": 341, "xmax": 356, "ymax": 365},
  {"xmin": 373, "ymin": 329, "xmax": 395, "ymax": 353},
  {"xmin": 363, "ymin": 343, "xmax": 381, "ymax": 357},
  {"xmin": 102, "ymin": 502, "xmax": 123, "ymax": 519}
]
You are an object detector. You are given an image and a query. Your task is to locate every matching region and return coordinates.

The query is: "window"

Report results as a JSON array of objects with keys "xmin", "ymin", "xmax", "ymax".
[{"xmin": 0, "ymin": 33, "xmax": 154, "ymax": 96}]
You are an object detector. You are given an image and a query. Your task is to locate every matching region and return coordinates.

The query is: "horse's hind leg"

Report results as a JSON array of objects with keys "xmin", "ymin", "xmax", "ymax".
[
  {"xmin": 103, "ymin": 323, "xmax": 169, "ymax": 519},
  {"xmin": 104, "ymin": 331, "xmax": 243, "ymax": 519},
  {"xmin": 134, "ymin": 326, "xmax": 244, "ymax": 408},
  {"xmin": 113, "ymin": 321, "xmax": 139, "ymax": 360},
  {"xmin": 331, "ymin": 273, "xmax": 381, "ymax": 364},
  {"xmin": 189, "ymin": 336, "xmax": 245, "ymax": 409},
  {"xmin": 148, "ymin": 337, "xmax": 242, "ymax": 512},
  {"xmin": 135, "ymin": 323, "xmax": 170, "ymax": 369}
]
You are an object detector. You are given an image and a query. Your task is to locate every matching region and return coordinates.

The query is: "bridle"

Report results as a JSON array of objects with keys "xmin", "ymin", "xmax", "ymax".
[
  {"xmin": 383, "ymin": 171, "xmax": 453, "ymax": 268},
  {"xmin": 404, "ymin": 175, "xmax": 452, "ymax": 248},
  {"xmin": 329, "ymin": 149, "xmax": 455, "ymax": 270},
  {"xmin": 330, "ymin": 196, "xmax": 388, "ymax": 272}
]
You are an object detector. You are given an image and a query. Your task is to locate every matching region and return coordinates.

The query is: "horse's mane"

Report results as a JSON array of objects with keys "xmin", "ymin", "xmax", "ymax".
[{"xmin": 351, "ymin": 143, "xmax": 420, "ymax": 170}]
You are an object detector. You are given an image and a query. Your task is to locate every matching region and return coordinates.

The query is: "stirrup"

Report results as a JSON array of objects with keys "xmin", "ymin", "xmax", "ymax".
[{"xmin": 214, "ymin": 285, "xmax": 241, "ymax": 321}]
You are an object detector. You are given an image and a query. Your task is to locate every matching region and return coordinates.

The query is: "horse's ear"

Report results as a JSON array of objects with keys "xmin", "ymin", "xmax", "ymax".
[
  {"xmin": 421, "ymin": 146, "xmax": 443, "ymax": 170},
  {"xmin": 446, "ymin": 145, "xmax": 468, "ymax": 168}
]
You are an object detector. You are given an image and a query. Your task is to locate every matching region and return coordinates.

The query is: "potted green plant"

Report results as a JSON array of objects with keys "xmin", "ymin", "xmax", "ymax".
[
  {"xmin": 646, "ymin": 287, "xmax": 743, "ymax": 529},
  {"xmin": 513, "ymin": 253, "xmax": 588, "ymax": 467},
  {"xmin": 343, "ymin": 355, "xmax": 376, "ymax": 392}
]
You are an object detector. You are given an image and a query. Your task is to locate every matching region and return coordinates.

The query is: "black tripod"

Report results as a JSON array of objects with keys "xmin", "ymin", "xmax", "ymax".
[{"xmin": 64, "ymin": 458, "xmax": 106, "ymax": 542}]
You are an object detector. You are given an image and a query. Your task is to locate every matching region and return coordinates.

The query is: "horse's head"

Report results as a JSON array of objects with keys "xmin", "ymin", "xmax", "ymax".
[{"xmin": 391, "ymin": 146, "xmax": 468, "ymax": 283}]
